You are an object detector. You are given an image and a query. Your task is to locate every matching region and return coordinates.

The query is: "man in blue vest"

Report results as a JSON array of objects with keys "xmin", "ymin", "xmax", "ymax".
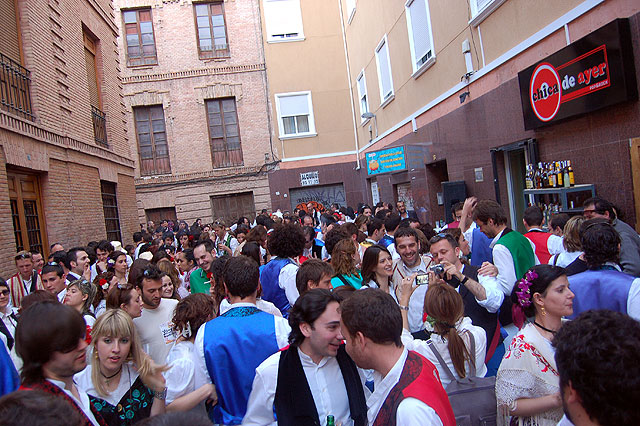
[
  {"xmin": 567, "ymin": 219, "xmax": 640, "ymax": 321},
  {"xmin": 260, "ymin": 223, "xmax": 306, "ymax": 317},
  {"xmin": 194, "ymin": 256, "xmax": 291, "ymax": 425}
]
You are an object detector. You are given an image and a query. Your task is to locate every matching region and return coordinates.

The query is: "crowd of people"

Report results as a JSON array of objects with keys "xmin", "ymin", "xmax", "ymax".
[{"xmin": 0, "ymin": 196, "xmax": 638, "ymax": 426}]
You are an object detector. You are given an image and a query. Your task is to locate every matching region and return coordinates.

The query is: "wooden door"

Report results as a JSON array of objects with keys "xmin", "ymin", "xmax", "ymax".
[
  {"xmin": 211, "ymin": 192, "xmax": 255, "ymax": 225},
  {"xmin": 7, "ymin": 170, "xmax": 47, "ymax": 255},
  {"xmin": 145, "ymin": 207, "xmax": 177, "ymax": 228}
]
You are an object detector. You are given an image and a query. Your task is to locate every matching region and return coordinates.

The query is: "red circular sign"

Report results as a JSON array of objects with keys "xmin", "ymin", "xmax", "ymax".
[{"xmin": 529, "ymin": 63, "xmax": 562, "ymax": 122}]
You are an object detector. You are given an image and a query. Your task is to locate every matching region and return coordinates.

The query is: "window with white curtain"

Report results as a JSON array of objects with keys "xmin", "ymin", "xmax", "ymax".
[
  {"xmin": 356, "ymin": 71, "xmax": 369, "ymax": 120},
  {"xmin": 405, "ymin": 0, "xmax": 435, "ymax": 75},
  {"xmin": 275, "ymin": 92, "xmax": 316, "ymax": 138},
  {"xmin": 263, "ymin": 0, "xmax": 304, "ymax": 42},
  {"xmin": 375, "ymin": 35, "xmax": 394, "ymax": 105}
]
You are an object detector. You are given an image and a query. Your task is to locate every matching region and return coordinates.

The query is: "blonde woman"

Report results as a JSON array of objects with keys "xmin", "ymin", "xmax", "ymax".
[{"xmin": 75, "ymin": 309, "xmax": 168, "ymax": 425}]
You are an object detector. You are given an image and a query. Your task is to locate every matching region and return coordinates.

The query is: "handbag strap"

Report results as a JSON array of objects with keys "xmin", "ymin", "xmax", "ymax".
[
  {"xmin": 426, "ymin": 339, "xmax": 456, "ymax": 382},
  {"xmin": 426, "ymin": 330, "xmax": 477, "ymax": 381}
]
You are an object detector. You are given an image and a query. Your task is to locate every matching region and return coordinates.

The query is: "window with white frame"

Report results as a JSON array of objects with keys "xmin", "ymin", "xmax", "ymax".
[
  {"xmin": 469, "ymin": 0, "xmax": 507, "ymax": 25},
  {"xmin": 275, "ymin": 92, "xmax": 316, "ymax": 138},
  {"xmin": 346, "ymin": 0, "xmax": 356, "ymax": 22},
  {"xmin": 375, "ymin": 36, "xmax": 394, "ymax": 105},
  {"xmin": 405, "ymin": 0, "xmax": 435, "ymax": 75},
  {"xmin": 356, "ymin": 71, "xmax": 369, "ymax": 120},
  {"xmin": 263, "ymin": 0, "xmax": 304, "ymax": 42}
]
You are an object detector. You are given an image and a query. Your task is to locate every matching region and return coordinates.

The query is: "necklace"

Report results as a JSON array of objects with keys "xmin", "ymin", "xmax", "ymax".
[
  {"xmin": 533, "ymin": 321, "xmax": 557, "ymax": 335},
  {"xmin": 100, "ymin": 366, "xmax": 122, "ymax": 386}
]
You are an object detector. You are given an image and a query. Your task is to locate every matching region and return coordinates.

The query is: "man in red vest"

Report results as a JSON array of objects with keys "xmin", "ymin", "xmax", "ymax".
[
  {"xmin": 340, "ymin": 288, "xmax": 455, "ymax": 426},
  {"xmin": 522, "ymin": 206, "xmax": 564, "ymax": 264}
]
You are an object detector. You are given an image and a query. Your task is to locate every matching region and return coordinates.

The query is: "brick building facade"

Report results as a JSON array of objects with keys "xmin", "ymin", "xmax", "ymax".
[
  {"xmin": 0, "ymin": 0, "xmax": 138, "ymax": 277},
  {"xmin": 115, "ymin": 0, "xmax": 275, "ymax": 227}
]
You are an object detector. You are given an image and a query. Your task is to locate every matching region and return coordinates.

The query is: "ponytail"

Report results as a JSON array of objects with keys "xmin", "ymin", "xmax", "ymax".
[{"xmin": 445, "ymin": 327, "xmax": 474, "ymax": 378}]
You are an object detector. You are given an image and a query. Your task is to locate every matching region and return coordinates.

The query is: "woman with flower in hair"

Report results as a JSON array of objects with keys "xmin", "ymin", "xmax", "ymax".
[
  {"xmin": 75, "ymin": 309, "xmax": 168, "ymax": 425},
  {"xmin": 163, "ymin": 294, "xmax": 217, "ymax": 415},
  {"xmin": 107, "ymin": 251, "xmax": 129, "ymax": 287},
  {"xmin": 93, "ymin": 271, "xmax": 118, "ymax": 318},
  {"xmin": 495, "ymin": 264, "xmax": 575, "ymax": 426}
]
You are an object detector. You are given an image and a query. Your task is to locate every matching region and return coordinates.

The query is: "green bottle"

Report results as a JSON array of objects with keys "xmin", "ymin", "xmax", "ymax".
[{"xmin": 326, "ymin": 415, "xmax": 335, "ymax": 426}]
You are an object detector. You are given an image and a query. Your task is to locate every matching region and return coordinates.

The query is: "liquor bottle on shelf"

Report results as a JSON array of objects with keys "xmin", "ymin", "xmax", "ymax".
[
  {"xmin": 556, "ymin": 161, "xmax": 563, "ymax": 187},
  {"xmin": 563, "ymin": 161, "xmax": 570, "ymax": 188},
  {"xmin": 548, "ymin": 163, "xmax": 556, "ymax": 188},
  {"xmin": 525, "ymin": 164, "xmax": 534, "ymax": 189},
  {"xmin": 567, "ymin": 160, "xmax": 575, "ymax": 186},
  {"xmin": 535, "ymin": 163, "xmax": 542, "ymax": 189}
]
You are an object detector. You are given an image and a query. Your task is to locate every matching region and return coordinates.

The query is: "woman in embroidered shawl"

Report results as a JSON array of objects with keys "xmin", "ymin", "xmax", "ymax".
[
  {"xmin": 495, "ymin": 265, "xmax": 575, "ymax": 426},
  {"xmin": 75, "ymin": 309, "xmax": 168, "ymax": 425}
]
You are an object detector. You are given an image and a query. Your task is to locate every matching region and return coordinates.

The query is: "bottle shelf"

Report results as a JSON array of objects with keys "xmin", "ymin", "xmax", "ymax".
[{"xmin": 523, "ymin": 184, "xmax": 595, "ymax": 195}]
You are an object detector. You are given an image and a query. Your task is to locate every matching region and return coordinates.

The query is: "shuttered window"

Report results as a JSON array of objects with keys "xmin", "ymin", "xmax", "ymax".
[
  {"xmin": 0, "ymin": 0, "xmax": 21, "ymax": 63},
  {"xmin": 206, "ymin": 98, "xmax": 243, "ymax": 168},
  {"xmin": 134, "ymin": 105, "xmax": 171, "ymax": 176},
  {"xmin": 275, "ymin": 92, "xmax": 316, "ymax": 138},
  {"xmin": 123, "ymin": 8, "xmax": 157, "ymax": 67},
  {"xmin": 263, "ymin": 0, "xmax": 304, "ymax": 42},
  {"xmin": 194, "ymin": 2, "xmax": 229, "ymax": 59},
  {"xmin": 375, "ymin": 36, "xmax": 394, "ymax": 104},
  {"xmin": 405, "ymin": 0, "xmax": 435, "ymax": 74},
  {"xmin": 356, "ymin": 71, "xmax": 369, "ymax": 119},
  {"xmin": 101, "ymin": 181, "xmax": 122, "ymax": 243},
  {"xmin": 83, "ymin": 31, "xmax": 100, "ymax": 108}
]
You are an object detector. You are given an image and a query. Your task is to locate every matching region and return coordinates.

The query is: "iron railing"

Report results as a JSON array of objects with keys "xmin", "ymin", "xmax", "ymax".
[
  {"xmin": 0, "ymin": 52, "xmax": 35, "ymax": 120},
  {"xmin": 91, "ymin": 105, "xmax": 108, "ymax": 147}
]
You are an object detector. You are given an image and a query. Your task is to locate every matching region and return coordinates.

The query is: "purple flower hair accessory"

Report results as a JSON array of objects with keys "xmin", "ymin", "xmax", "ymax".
[{"xmin": 516, "ymin": 270, "xmax": 538, "ymax": 308}]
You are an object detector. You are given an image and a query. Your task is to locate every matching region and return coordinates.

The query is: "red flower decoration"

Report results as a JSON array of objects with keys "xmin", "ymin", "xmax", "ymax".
[
  {"xmin": 99, "ymin": 279, "xmax": 108, "ymax": 286},
  {"xmin": 206, "ymin": 272, "xmax": 213, "ymax": 280},
  {"xmin": 169, "ymin": 256, "xmax": 175, "ymax": 262},
  {"xmin": 188, "ymin": 235, "xmax": 194, "ymax": 241},
  {"xmin": 85, "ymin": 325, "xmax": 92, "ymax": 345}
]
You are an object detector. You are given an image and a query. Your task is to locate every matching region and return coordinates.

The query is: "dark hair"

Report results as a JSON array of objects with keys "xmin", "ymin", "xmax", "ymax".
[
  {"xmin": 451, "ymin": 202, "xmax": 464, "ymax": 215},
  {"xmin": 472, "ymin": 200, "xmax": 507, "ymax": 225},
  {"xmin": 223, "ymin": 256, "xmax": 259, "ymax": 298},
  {"xmin": 64, "ymin": 247, "xmax": 86, "ymax": 270},
  {"xmin": 549, "ymin": 213, "xmax": 569, "ymax": 233},
  {"xmin": 107, "ymin": 250, "xmax": 127, "ymax": 271},
  {"xmin": 583, "ymin": 196, "xmax": 616, "ymax": 219},
  {"xmin": 424, "ymin": 283, "xmax": 472, "ymax": 378},
  {"xmin": 96, "ymin": 240, "xmax": 114, "ymax": 253},
  {"xmin": 360, "ymin": 245, "xmax": 391, "ymax": 286},
  {"xmin": 50, "ymin": 250, "xmax": 67, "ymax": 267},
  {"xmin": 267, "ymin": 223, "xmax": 306, "ymax": 258},
  {"xmin": 398, "ymin": 218, "xmax": 419, "ymax": 229},
  {"xmin": 288, "ymin": 289, "xmax": 341, "ymax": 346},
  {"xmin": 429, "ymin": 232, "xmax": 459, "ymax": 249},
  {"xmin": 151, "ymin": 249, "xmax": 171, "ymax": 265},
  {"xmin": 366, "ymin": 217, "xmax": 384, "ymax": 236},
  {"xmin": 162, "ymin": 231, "xmax": 175, "ymax": 241},
  {"xmin": 580, "ymin": 219, "xmax": 620, "ymax": 267},
  {"xmin": 523, "ymin": 206, "xmax": 543, "ymax": 227},
  {"xmin": 332, "ymin": 284, "xmax": 357, "ymax": 303},
  {"xmin": 510, "ymin": 264, "xmax": 566, "ymax": 328},
  {"xmin": 394, "ymin": 226, "xmax": 420, "ymax": 242},
  {"xmin": 133, "ymin": 232, "xmax": 143, "ymax": 243},
  {"xmin": 384, "ymin": 213, "xmax": 401, "ymax": 233},
  {"xmin": 210, "ymin": 256, "xmax": 231, "ymax": 307},
  {"xmin": 106, "ymin": 284, "xmax": 137, "ymax": 310},
  {"xmin": 235, "ymin": 225, "xmax": 250, "ymax": 238},
  {"xmin": 178, "ymin": 248, "xmax": 196, "ymax": 265},
  {"xmin": 296, "ymin": 259, "xmax": 334, "ymax": 294},
  {"xmin": 136, "ymin": 264, "xmax": 163, "ymax": 289},
  {"xmin": 128, "ymin": 258, "xmax": 150, "ymax": 286},
  {"xmin": 41, "ymin": 262, "xmax": 64, "ymax": 278},
  {"xmin": 324, "ymin": 225, "xmax": 351, "ymax": 256},
  {"xmin": 194, "ymin": 239, "xmax": 216, "ymax": 255},
  {"xmin": 245, "ymin": 226, "xmax": 267, "ymax": 246},
  {"xmin": 0, "ymin": 390, "xmax": 85, "ymax": 426},
  {"xmin": 240, "ymin": 242, "xmax": 261, "ymax": 266},
  {"xmin": 20, "ymin": 291, "xmax": 58, "ymax": 312},
  {"xmin": 301, "ymin": 225, "xmax": 316, "ymax": 242},
  {"xmin": 419, "ymin": 223, "xmax": 436, "ymax": 241},
  {"xmin": 171, "ymin": 293, "xmax": 217, "ymax": 336},
  {"xmin": 374, "ymin": 209, "xmax": 390, "ymax": 220},
  {"xmin": 340, "ymin": 288, "xmax": 402, "ymax": 346},
  {"xmin": 15, "ymin": 302, "xmax": 86, "ymax": 384},
  {"xmin": 0, "ymin": 278, "xmax": 8, "ymax": 291},
  {"xmin": 553, "ymin": 310, "xmax": 640, "ymax": 426}
]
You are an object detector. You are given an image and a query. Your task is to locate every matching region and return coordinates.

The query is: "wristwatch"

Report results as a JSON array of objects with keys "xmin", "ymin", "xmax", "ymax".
[
  {"xmin": 152, "ymin": 387, "xmax": 167, "ymax": 401},
  {"xmin": 399, "ymin": 305, "xmax": 410, "ymax": 311},
  {"xmin": 460, "ymin": 276, "xmax": 469, "ymax": 285}
]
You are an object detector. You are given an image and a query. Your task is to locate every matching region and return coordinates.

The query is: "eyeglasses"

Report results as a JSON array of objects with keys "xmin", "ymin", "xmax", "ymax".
[
  {"xmin": 15, "ymin": 253, "xmax": 30, "ymax": 260},
  {"xmin": 0, "ymin": 290, "xmax": 10, "ymax": 296},
  {"xmin": 46, "ymin": 261, "xmax": 58, "ymax": 266}
]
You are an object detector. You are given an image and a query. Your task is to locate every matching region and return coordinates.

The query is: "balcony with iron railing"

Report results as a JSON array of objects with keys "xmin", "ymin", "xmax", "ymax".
[
  {"xmin": 0, "ymin": 53, "xmax": 35, "ymax": 120},
  {"xmin": 92, "ymin": 105, "xmax": 108, "ymax": 147}
]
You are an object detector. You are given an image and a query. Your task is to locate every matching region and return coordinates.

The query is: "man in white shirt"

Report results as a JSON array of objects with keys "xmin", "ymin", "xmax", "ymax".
[
  {"xmin": 390, "ymin": 227, "xmax": 432, "ymax": 333},
  {"xmin": 340, "ymin": 289, "xmax": 455, "ymax": 426},
  {"xmin": 213, "ymin": 221, "xmax": 239, "ymax": 257},
  {"xmin": 243, "ymin": 289, "xmax": 367, "ymax": 426},
  {"xmin": 15, "ymin": 301, "xmax": 102, "ymax": 425},
  {"xmin": 41, "ymin": 262, "xmax": 68, "ymax": 303},
  {"xmin": 194, "ymin": 256, "xmax": 290, "ymax": 425},
  {"xmin": 133, "ymin": 265, "xmax": 178, "ymax": 364}
]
